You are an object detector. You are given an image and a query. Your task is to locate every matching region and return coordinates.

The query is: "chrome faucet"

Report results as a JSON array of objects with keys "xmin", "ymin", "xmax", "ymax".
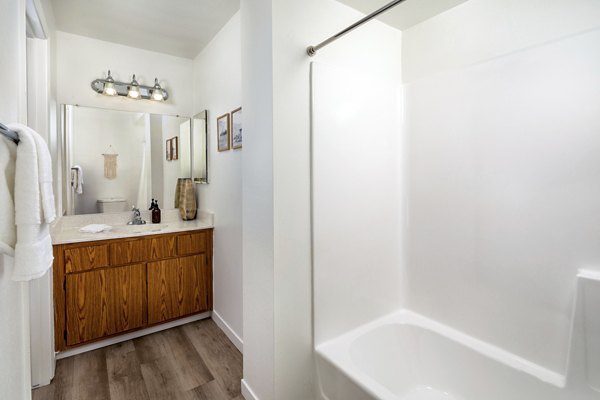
[{"xmin": 127, "ymin": 207, "xmax": 146, "ymax": 225}]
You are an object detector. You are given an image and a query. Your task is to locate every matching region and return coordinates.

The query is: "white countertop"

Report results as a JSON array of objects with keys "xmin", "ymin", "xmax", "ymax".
[{"xmin": 51, "ymin": 209, "xmax": 214, "ymax": 245}]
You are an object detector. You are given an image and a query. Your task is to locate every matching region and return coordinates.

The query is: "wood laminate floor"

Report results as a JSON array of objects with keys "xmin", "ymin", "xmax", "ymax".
[{"xmin": 32, "ymin": 318, "xmax": 243, "ymax": 400}]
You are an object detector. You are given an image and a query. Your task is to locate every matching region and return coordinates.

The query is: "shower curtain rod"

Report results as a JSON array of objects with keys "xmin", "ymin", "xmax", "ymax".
[{"xmin": 306, "ymin": 0, "xmax": 408, "ymax": 56}]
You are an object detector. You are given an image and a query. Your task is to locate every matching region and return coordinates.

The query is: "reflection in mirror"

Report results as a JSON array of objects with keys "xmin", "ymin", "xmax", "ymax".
[
  {"xmin": 192, "ymin": 110, "xmax": 208, "ymax": 184},
  {"xmin": 61, "ymin": 104, "xmax": 191, "ymax": 215}
]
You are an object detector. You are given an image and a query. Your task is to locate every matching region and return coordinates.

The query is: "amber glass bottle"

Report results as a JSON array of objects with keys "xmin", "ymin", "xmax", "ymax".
[{"xmin": 152, "ymin": 201, "xmax": 161, "ymax": 223}]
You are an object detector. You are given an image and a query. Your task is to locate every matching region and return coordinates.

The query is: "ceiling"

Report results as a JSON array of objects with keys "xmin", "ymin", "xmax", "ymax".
[
  {"xmin": 51, "ymin": 0, "xmax": 464, "ymax": 59},
  {"xmin": 51, "ymin": 0, "xmax": 240, "ymax": 59},
  {"xmin": 336, "ymin": 0, "xmax": 468, "ymax": 31}
]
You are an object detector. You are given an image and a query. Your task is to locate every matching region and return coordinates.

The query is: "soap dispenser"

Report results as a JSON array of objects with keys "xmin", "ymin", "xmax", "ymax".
[{"xmin": 152, "ymin": 200, "xmax": 161, "ymax": 223}]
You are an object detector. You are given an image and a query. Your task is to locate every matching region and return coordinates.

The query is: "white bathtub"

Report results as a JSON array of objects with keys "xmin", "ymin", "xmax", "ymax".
[{"xmin": 316, "ymin": 310, "xmax": 597, "ymax": 400}]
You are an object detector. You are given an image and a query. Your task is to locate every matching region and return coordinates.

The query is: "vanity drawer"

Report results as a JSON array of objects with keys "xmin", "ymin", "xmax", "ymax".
[
  {"xmin": 110, "ymin": 239, "xmax": 150, "ymax": 265},
  {"xmin": 148, "ymin": 235, "xmax": 177, "ymax": 260},
  {"xmin": 65, "ymin": 244, "xmax": 110, "ymax": 273},
  {"xmin": 177, "ymin": 231, "xmax": 208, "ymax": 255}
]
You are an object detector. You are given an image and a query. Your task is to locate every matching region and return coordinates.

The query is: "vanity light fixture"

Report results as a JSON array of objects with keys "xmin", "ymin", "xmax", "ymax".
[
  {"xmin": 127, "ymin": 74, "xmax": 141, "ymax": 99},
  {"xmin": 91, "ymin": 70, "xmax": 169, "ymax": 101}
]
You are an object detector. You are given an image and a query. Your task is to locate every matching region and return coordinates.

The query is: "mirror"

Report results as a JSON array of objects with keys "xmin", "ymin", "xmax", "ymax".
[
  {"xmin": 61, "ymin": 104, "xmax": 192, "ymax": 215},
  {"xmin": 192, "ymin": 110, "xmax": 208, "ymax": 184}
]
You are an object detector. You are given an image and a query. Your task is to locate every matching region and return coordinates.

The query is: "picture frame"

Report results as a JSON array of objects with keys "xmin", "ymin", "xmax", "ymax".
[
  {"xmin": 166, "ymin": 138, "xmax": 172, "ymax": 161},
  {"xmin": 217, "ymin": 113, "xmax": 230, "ymax": 152},
  {"xmin": 231, "ymin": 107, "xmax": 242, "ymax": 149},
  {"xmin": 171, "ymin": 136, "xmax": 179, "ymax": 160}
]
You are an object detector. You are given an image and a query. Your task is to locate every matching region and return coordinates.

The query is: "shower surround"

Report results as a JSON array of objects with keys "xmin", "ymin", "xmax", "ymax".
[{"xmin": 311, "ymin": 1, "xmax": 600, "ymax": 398}]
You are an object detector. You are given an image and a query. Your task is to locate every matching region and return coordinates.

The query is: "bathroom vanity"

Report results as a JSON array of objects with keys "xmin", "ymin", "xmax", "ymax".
[
  {"xmin": 51, "ymin": 213, "xmax": 213, "ymax": 352},
  {"xmin": 52, "ymin": 103, "xmax": 213, "ymax": 353}
]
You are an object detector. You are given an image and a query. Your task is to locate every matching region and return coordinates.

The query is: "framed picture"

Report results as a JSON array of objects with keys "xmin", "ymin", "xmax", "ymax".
[
  {"xmin": 166, "ymin": 138, "xmax": 172, "ymax": 161},
  {"xmin": 217, "ymin": 113, "xmax": 230, "ymax": 152},
  {"xmin": 171, "ymin": 136, "xmax": 179, "ymax": 160},
  {"xmin": 231, "ymin": 107, "xmax": 242, "ymax": 149}
]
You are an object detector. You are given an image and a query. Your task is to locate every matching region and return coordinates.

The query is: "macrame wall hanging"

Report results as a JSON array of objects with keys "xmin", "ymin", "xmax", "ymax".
[{"xmin": 102, "ymin": 145, "xmax": 118, "ymax": 179}]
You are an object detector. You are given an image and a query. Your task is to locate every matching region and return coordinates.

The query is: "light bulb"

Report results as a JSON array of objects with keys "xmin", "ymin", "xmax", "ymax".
[
  {"xmin": 128, "ymin": 74, "xmax": 140, "ymax": 99},
  {"xmin": 151, "ymin": 78, "xmax": 164, "ymax": 101}
]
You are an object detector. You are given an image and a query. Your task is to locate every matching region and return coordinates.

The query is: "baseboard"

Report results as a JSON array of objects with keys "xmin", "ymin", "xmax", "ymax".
[
  {"xmin": 56, "ymin": 312, "xmax": 211, "ymax": 360},
  {"xmin": 212, "ymin": 310, "xmax": 243, "ymax": 353},
  {"xmin": 241, "ymin": 379, "xmax": 259, "ymax": 400}
]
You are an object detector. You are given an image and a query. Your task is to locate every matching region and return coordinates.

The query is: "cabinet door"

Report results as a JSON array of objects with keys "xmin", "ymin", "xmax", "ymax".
[
  {"xmin": 147, "ymin": 255, "xmax": 210, "ymax": 325},
  {"xmin": 66, "ymin": 264, "xmax": 146, "ymax": 345}
]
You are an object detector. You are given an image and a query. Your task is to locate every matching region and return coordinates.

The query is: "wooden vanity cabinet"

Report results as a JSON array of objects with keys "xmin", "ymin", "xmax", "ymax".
[{"xmin": 53, "ymin": 228, "xmax": 213, "ymax": 351}]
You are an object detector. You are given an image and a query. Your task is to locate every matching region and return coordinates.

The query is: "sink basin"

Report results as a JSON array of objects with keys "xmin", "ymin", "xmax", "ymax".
[{"xmin": 112, "ymin": 224, "xmax": 169, "ymax": 234}]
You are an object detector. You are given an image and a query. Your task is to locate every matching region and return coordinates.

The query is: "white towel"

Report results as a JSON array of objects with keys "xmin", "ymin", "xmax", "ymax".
[
  {"xmin": 32, "ymin": 129, "xmax": 56, "ymax": 223},
  {"xmin": 72, "ymin": 165, "xmax": 83, "ymax": 194},
  {"xmin": 9, "ymin": 123, "xmax": 55, "ymax": 281},
  {"xmin": 0, "ymin": 137, "xmax": 17, "ymax": 257},
  {"xmin": 79, "ymin": 224, "xmax": 112, "ymax": 233}
]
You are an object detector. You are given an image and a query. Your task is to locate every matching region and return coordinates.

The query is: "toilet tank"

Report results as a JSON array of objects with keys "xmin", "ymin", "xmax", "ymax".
[{"xmin": 97, "ymin": 198, "xmax": 128, "ymax": 213}]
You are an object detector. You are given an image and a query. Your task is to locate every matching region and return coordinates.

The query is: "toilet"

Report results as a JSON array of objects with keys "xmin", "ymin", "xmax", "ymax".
[{"xmin": 96, "ymin": 198, "xmax": 128, "ymax": 213}]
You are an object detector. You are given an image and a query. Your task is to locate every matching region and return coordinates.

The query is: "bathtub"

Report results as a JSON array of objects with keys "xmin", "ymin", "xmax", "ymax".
[{"xmin": 316, "ymin": 310, "xmax": 596, "ymax": 400}]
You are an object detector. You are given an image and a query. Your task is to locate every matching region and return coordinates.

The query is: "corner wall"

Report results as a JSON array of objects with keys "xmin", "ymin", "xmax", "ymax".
[
  {"xmin": 240, "ymin": 0, "xmax": 404, "ymax": 398},
  {"xmin": 192, "ymin": 11, "xmax": 243, "ymax": 349},
  {"xmin": 241, "ymin": 0, "xmax": 275, "ymax": 398}
]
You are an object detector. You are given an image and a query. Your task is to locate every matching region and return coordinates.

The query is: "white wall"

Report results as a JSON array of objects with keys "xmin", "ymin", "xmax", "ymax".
[
  {"xmin": 56, "ymin": 31, "xmax": 193, "ymax": 116},
  {"xmin": 403, "ymin": 0, "xmax": 600, "ymax": 374},
  {"xmin": 241, "ymin": 0, "xmax": 275, "ymax": 398},
  {"xmin": 0, "ymin": 0, "xmax": 32, "ymax": 398},
  {"xmin": 71, "ymin": 107, "xmax": 145, "ymax": 214},
  {"xmin": 192, "ymin": 13, "xmax": 244, "ymax": 347}
]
